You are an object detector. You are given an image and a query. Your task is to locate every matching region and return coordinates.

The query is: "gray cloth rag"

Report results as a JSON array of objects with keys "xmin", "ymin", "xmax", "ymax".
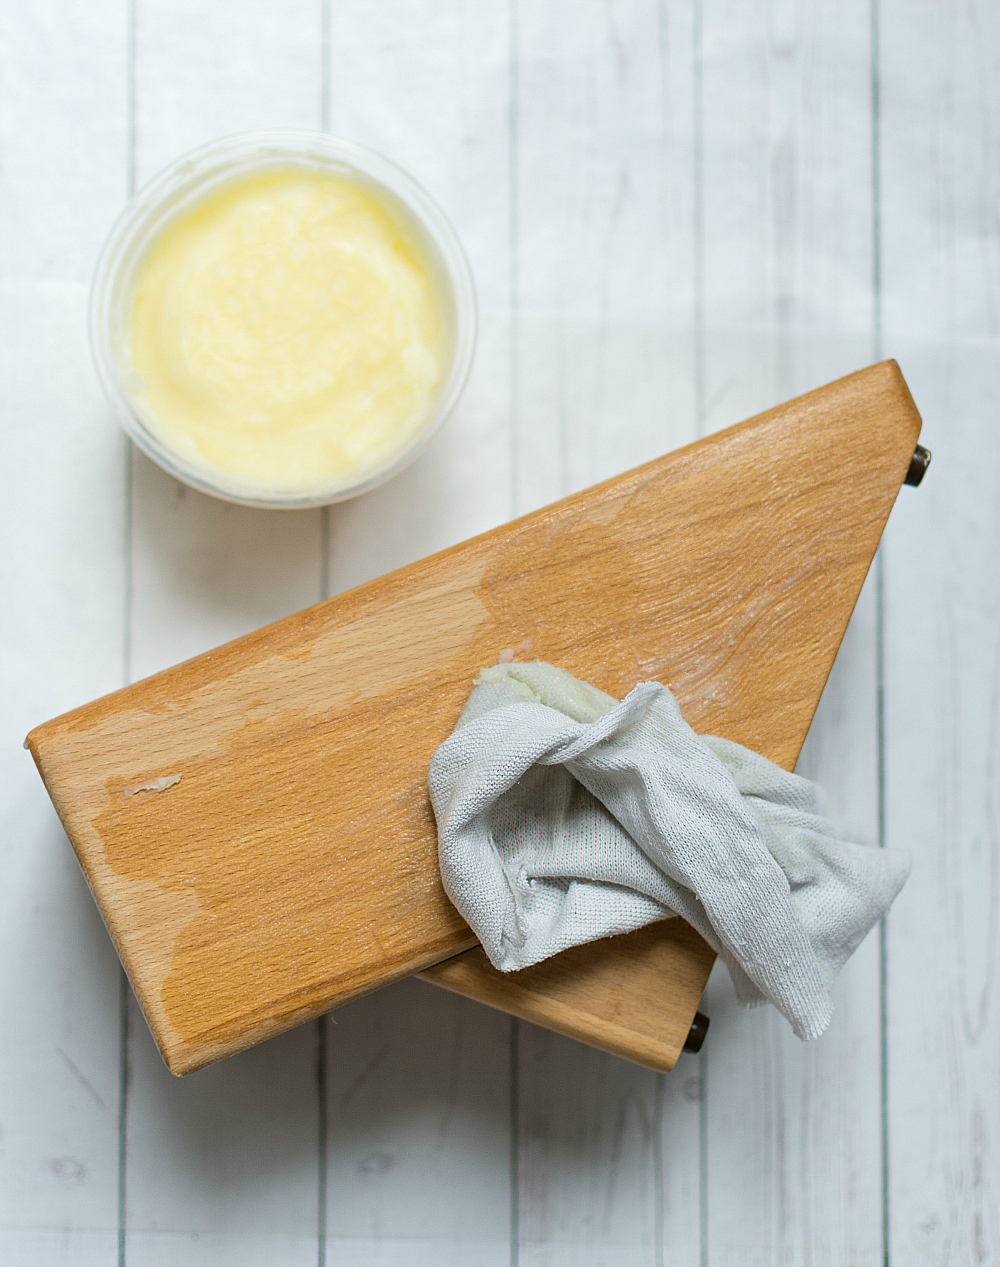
[{"xmin": 427, "ymin": 661, "xmax": 910, "ymax": 1040}]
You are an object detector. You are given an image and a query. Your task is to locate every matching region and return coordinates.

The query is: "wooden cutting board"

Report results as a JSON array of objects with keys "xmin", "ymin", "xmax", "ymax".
[{"xmin": 26, "ymin": 361, "xmax": 922, "ymax": 1075}]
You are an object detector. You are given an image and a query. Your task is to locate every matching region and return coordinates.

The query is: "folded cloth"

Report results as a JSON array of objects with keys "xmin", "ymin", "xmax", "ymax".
[{"xmin": 428, "ymin": 661, "xmax": 910, "ymax": 1040}]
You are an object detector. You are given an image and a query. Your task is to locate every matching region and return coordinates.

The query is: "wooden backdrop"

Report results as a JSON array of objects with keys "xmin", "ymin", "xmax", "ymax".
[{"xmin": 1, "ymin": 1, "xmax": 996, "ymax": 1263}]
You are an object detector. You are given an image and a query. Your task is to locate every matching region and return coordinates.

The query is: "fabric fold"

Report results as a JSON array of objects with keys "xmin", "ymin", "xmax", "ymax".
[{"xmin": 428, "ymin": 661, "xmax": 910, "ymax": 1040}]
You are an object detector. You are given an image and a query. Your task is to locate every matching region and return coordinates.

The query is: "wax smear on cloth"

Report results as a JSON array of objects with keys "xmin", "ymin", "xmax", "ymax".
[{"xmin": 428, "ymin": 661, "xmax": 910, "ymax": 1040}]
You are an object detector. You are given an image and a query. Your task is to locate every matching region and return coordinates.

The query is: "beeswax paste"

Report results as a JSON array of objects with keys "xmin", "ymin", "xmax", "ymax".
[{"xmin": 126, "ymin": 167, "xmax": 447, "ymax": 494}]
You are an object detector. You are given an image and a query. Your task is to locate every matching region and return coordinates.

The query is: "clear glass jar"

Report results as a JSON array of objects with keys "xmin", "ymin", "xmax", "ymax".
[{"xmin": 90, "ymin": 130, "xmax": 477, "ymax": 508}]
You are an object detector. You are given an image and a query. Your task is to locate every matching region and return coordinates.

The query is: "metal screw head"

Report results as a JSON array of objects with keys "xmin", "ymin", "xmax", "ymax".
[
  {"xmin": 905, "ymin": 444, "xmax": 931, "ymax": 486},
  {"xmin": 683, "ymin": 1011, "xmax": 710, "ymax": 1054}
]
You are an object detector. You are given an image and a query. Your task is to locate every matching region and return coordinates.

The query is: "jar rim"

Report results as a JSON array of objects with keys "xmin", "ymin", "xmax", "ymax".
[{"xmin": 89, "ymin": 129, "xmax": 478, "ymax": 509}]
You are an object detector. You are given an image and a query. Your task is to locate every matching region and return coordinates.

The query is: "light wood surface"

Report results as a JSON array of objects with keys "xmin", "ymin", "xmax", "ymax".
[
  {"xmin": 420, "ymin": 920, "xmax": 716, "ymax": 1074},
  {"xmin": 26, "ymin": 361, "xmax": 920, "ymax": 1076}
]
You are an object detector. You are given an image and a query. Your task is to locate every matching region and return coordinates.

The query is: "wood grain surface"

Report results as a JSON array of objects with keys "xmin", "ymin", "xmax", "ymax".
[
  {"xmin": 26, "ymin": 360, "xmax": 920, "ymax": 1076},
  {"xmin": 420, "ymin": 920, "xmax": 717, "ymax": 1073}
]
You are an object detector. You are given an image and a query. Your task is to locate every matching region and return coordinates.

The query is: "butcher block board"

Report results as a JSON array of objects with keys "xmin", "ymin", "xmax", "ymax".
[{"xmin": 26, "ymin": 361, "xmax": 922, "ymax": 1075}]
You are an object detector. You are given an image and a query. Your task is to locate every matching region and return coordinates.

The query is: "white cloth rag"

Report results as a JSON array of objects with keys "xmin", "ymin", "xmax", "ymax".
[{"xmin": 428, "ymin": 661, "xmax": 910, "ymax": 1040}]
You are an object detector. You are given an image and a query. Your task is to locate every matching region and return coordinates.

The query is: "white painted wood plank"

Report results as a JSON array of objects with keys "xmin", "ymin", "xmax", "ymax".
[
  {"xmin": 511, "ymin": 3, "xmax": 702, "ymax": 1263},
  {"xmin": 322, "ymin": 3, "xmax": 515, "ymax": 1256},
  {"xmin": 7, "ymin": 7, "xmax": 996, "ymax": 1265},
  {"xmin": 324, "ymin": 979, "xmax": 511, "ymax": 1264},
  {"xmin": 515, "ymin": 1034, "xmax": 704, "ymax": 1267},
  {"xmin": 701, "ymin": 579, "xmax": 884, "ymax": 1266},
  {"xmin": 514, "ymin": 0, "xmax": 699, "ymax": 517},
  {"xmin": 696, "ymin": 1, "xmax": 885, "ymax": 1261},
  {"xmin": 123, "ymin": 2, "xmax": 327, "ymax": 1262},
  {"xmin": 880, "ymin": 2, "xmax": 1000, "ymax": 1260},
  {"xmin": 123, "ymin": 1019, "xmax": 322, "ymax": 1267},
  {"xmin": 324, "ymin": 0, "xmax": 514, "ymax": 593},
  {"xmin": 316, "ymin": 1239, "xmax": 507, "ymax": 1267},
  {"xmin": 698, "ymin": 0, "xmax": 876, "ymax": 440},
  {"xmin": 128, "ymin": 457, "xmax": 327, "ymax": 676},
  {"xmin": 131, "ymin": 0, "xmax": 322, "ymax": 180},
  {"xmin": 0, "ymin": 2, "xmax": 129, "ymax": 1261}
]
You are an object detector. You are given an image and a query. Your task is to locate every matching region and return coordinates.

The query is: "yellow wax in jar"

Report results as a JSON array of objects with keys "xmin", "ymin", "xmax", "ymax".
[{"xmin": 126, "ymin": 167, "xmax": 447, "ymax": 493}]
